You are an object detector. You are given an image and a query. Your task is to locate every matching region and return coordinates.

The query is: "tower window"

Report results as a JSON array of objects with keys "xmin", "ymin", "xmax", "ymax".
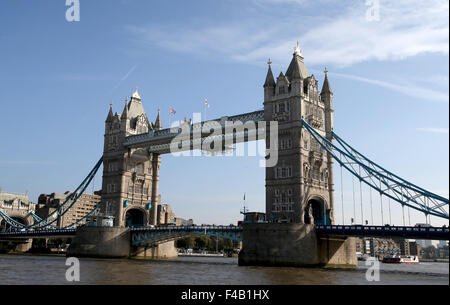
[{"xmin": 279, "ymin": 86, "xmax": 285, "ymax": 95}]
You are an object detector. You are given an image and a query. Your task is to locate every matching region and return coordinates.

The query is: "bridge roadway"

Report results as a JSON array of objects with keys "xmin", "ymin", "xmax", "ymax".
[{"xmin": 0, "ymin": 225, "xmax": 448, "ymax": 241}]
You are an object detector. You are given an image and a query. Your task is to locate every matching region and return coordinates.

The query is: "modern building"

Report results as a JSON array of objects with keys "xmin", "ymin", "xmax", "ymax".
[
  {"xmin": 437, "ymin": 240, "xmax": 448, "ymax": 248},
  {"xmin": 36, "ymin": 192, "xmax": 101, "ymax": 228},
  {"xmin": 398, "ymin": 239, "xmax": 410, "ymax": 256},
  {"xmin": 416, "ymin": 239, "xmax": 432, "ymax": 248},
  {"xmin": 174, "ymin": 217, "xmax": 194, "ymax": 226}
]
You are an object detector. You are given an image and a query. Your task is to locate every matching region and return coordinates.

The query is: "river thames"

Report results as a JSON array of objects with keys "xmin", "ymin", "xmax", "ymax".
[{"xmin": 0, "ymin": 255, "xmax": 448, "ymax": 285}]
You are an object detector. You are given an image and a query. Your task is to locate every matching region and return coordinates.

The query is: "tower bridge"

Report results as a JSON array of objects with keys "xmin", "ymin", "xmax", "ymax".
[{"xmin": 1, "ymin": 44, "xmax": 448, "ymax": 266}]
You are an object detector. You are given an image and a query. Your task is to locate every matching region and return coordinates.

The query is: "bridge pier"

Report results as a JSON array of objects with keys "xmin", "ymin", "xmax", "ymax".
[
  {"xmin": 131, "ymin": 241, "xmax": 178, "ymax": 260},
  {"xmin": 67, "ymin": 226, "xmax": 178, "ymax": 259},
  {"xmin": 0, "ymin": 239, "xmax": 32, "ymax": 253},
  {"xmin": 238, "ymin": 223, "xmax": 357, "ymax": 268}
]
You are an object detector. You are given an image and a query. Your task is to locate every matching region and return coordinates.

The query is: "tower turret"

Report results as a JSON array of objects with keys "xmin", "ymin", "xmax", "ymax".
[
  {"xmin": 321, "ymin": 68, "xmax": 333, "ymax": 139},
  {"xmin": 264, "ymin": 59, "xmax": 276, "ymax": 100},
  {"xmin": 154, "ymin": 108, "xmax": 162, "ymax": 130},
  {"xmin": 106, "ymin": 103, "xmax": 114, "ymax": 123}
]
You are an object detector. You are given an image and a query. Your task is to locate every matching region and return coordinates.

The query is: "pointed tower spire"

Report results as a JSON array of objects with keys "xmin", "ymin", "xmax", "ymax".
[
  {"xmin": 286, "ymin": 41, "xmax": 309, "ymax": 81},
  {"xmin": 321, "ymin": 67, "xmax": 333, "ymax": 95},
  {"xmin": 264, "ymin": 58, "xmax": 276, "ymax": 87},
  {"xmin": 154, "ymin": 107, "xmax": 162, "ymax": 130},
  {"xmin": 106, "ymin": 102, "xmax": 114, "ymax": 122},
  {"xmin": 132, "ymin": 86, "xmax": 141, "ymax": 101},
  {"xmin": 121, "ymin": 97, "xmax": 129, "ymax": 120}
]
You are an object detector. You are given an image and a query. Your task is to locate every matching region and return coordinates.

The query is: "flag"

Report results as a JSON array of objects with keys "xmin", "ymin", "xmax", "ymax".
[
  {"xmin": 170, "ymin": 107, "xmax": 176, "ymax": 115},
  {"xmin": 243, "ymin": 193, "xmax": 246, "ymax": 201},
  {"xmin": 205, "ymin": 98, "xmax": 210, "ymax": 108}
]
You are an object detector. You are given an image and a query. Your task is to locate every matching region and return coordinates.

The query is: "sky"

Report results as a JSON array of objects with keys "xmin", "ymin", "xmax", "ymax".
[{"xmin": 0, "ymin": 0, "xmax": 448, "ymax": 226}]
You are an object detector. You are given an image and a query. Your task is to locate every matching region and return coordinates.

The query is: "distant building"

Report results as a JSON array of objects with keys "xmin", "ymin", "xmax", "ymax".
[
  {"xmin": 409, "ymin": 241, "xmax": 419, "ymax": 256},
  {"xmin": 157, "ymin": 204, "xmax": 175, "ymax": 225},
  {"xmin": 398, "ymin": 239, "xmax": 410, "ymax": 256},
  {"xmin": 437, "ymin": 240, "xmax": 448, "ymax": 248},
  {"xmin": 36, "ymin": 191, "xmax": 101, "ymax": 228},
  {"xmin": 174, "ymin": 217, "xmax": 194, "ymax": 226},
  {"xmin": 416, "ymin": 239, "xmax": 432, "ymax": 248}
]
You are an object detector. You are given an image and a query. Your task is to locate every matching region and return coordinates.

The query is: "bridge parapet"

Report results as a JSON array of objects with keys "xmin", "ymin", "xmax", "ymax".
[
  {"xmin": 123, "ymin": 110, "xmax": 265, "ymax": 149},
  {"xmin": 131, "ymin": 225, "xmax": 243, "ymax": 246},
  {"xmin": 316, "ymin": 225, "xmax": 449, "ymax": 240}
]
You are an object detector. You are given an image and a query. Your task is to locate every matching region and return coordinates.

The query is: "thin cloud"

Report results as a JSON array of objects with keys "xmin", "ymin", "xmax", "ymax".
[
  {"xmin": 126, "ymin": 0, "xmax": 449, "ymax": 67},
  {"xmin": 416, "ymin": 128, "xmax": 449, "ymax": 134},
  {"xmin": 330, "ymin": 71, "xmax": 449, "ymax": 103}
]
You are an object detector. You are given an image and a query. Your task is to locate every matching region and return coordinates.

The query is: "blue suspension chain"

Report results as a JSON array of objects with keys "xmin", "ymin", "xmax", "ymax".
[{"xmin": 302, "ymin": 119, "xmax": 448, "ymax": 219}]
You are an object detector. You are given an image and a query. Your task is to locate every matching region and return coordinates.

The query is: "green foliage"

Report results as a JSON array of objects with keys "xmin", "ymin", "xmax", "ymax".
[{"xmin": 176, "ymin": 235, "xmax": 236, "ymax": 251}]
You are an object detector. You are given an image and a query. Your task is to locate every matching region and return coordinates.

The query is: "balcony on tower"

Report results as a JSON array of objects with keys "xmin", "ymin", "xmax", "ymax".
[{"xmin": 306, "ymin": 113, "xmax": 323, "ymax": 128}]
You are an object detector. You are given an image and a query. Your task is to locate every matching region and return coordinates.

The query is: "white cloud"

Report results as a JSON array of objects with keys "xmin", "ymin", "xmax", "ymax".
[
  {"xmin": 416, "ymin": 128, "xmax": 449, "ymax": 134},
  {"xmin": 330, "ymin": 71, "xmax": 449, "ymax": 103},
  {"xmin": 126, "ymin": 0, "xmax": 449, "ymax": 67}
]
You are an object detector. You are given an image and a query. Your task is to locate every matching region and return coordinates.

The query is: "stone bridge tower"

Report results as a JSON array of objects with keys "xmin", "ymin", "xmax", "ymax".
[
  {"xmin": 102, "ymin": 89, "xmax": 161, "ymax": 227},
  {"xmin": 264, "ymin": 43, "xmax": 335, "ymax": 225}
]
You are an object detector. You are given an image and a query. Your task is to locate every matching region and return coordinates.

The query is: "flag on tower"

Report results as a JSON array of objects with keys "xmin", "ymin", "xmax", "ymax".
[
  {"xmin": 205, "ymin": 98, "xmax": 210, "ymax": 108},
  {"xmin": 170, "ymin": 107, "xmax": 176, "ymax": 115},
  {"xmin": 244, "ymin": 193, "xmax": 246, "ymax": 201}
]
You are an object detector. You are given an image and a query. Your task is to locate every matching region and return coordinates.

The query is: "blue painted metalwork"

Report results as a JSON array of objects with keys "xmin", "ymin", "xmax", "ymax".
[
  {"xmin": 145, "ymin": 203, "xmax": 152, "ymax": 210},
  {"xmin": 0, "ymin": 157, "xmax": 103, "ymax": 230},
  {"xmin": 302, "ymin": 119, "xmax": 449, "ymax": 220},
  {"xmin": 29, "ymin": 212, "xmax": 59, "ymax": 229},
  {"xmin": 316, "ymin": 225, "xmax": 449, "ymax": 240},
  {"xmin": 123, "ymin": 200, "xmax": 129, "ymax": 208},
  {"xmin": 61, "ymin": 202, "xmax": 102, "ymax": 229},
  {"xmin": 0, "ymin": 229, "xmax": 76, "ymax": 239},
  {"xmin": 131, "ymin": 226, "xmax": 243, "ymax": 246}
]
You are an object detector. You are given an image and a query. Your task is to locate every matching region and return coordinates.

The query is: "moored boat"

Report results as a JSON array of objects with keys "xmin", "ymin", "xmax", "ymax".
[{"xmin": 382, "ymin": 255, "xmax": 419, "ymax": 264}]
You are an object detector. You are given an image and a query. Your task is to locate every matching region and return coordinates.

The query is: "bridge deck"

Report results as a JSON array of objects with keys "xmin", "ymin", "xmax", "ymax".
[
  {"xmin": 0, "ymin": 225, "xmax": 447, "ymax": 241},
  {"xmin": 315, "ymin": 225, "xmax": 449, "ymax": 240}
]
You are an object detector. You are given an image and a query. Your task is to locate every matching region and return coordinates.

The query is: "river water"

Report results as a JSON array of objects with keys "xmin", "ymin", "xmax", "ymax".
[{"xmin": 0, "ymin": 255, "xmax": 448, "ymax": 285}]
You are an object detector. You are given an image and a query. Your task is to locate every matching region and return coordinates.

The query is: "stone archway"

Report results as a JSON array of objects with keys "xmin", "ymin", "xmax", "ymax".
[
  {"xmin": 305, "ymin": 197, "xmax": 330, "ymax": 225},
  {"xmin": 0, "ymin": 216, "xmax": 29, "ymax": 232},
  {"xmin": 125, "ymin": 208, "xmax": 146, "ymax": 228}
]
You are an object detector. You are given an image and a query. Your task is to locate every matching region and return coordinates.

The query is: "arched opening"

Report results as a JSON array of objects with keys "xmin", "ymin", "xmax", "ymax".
[
  {"xmin": 0, "ymin": 216, "xmax": 27, "ymax": 232},
  {"xmin": 125, "ymin": 209, "xmax": 145, "ymax": 227},
  {"xmin": 306, "ymin": 198, "xmax": 330, "ymax": 225}
]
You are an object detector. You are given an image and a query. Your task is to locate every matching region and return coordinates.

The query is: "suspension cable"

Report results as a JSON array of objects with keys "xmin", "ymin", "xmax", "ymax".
[
  {"xmin": 370, "ymin": 187, "xmax": 374, "ymax": 225},
  {"xmin": 408, "ymin": 206, "xmax": 411, "ymax": 226},
  {"xmin": 352, "ymin": 176, "xmax": 356, "ymax": 224},
  {"xmin": 302, "ymin": 120, "xmax": 449, "ymax": 219},
  {"xmin": 388, "ymin": 197, "xmax": 392, "ymax": 225},
  {"xmin": 340, "ymin": 153, "xmax": 345, "ymax": 225},
  {"xmin": 401, "ymin": 193, "xmax": 405, "ymax": 226},
  {"xmin": 359, "ymin": 166, "xmax": 364, "ymax": 224},
  {"xmin": 380, "ymin": 180, "xmax": 384, "ymax": 225}
]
